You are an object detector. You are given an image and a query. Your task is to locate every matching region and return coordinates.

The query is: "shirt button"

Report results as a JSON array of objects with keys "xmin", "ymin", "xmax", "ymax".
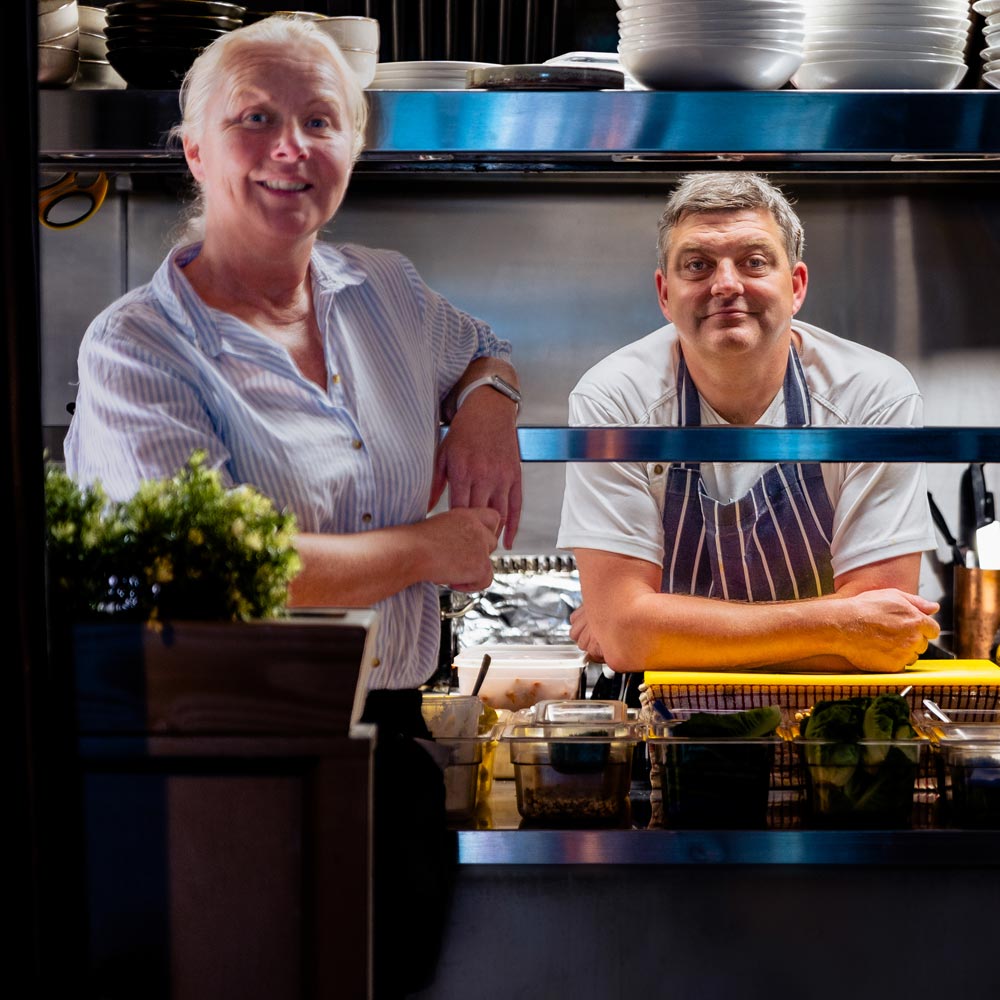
[
  {"xmin": 352, "ymin": 439, "xmax": 363, "ymax": 450},
  {"xmin": 362, "ymin": 513, "xmax": 373, "ymax": 524},
  {"xmin": 331, "ymin": 373, "xmax": 341, "ymax": 384},
  {"xmin": 371, "ymin": 657, "xmax": 381, "ymax": 668},
  {"xmin": 653, "ymin": 464, "xmax": 664, "ymax": 475}
]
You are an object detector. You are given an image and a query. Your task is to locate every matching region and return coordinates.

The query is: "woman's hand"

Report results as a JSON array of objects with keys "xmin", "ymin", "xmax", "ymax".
[
  {"xmin": 569, "ymin": 604, "xmax": 605, "ymax": 662},
  {"xmin": 416, "ymin": 506, "xmax": 503, "ymax": 592},
  {"xmin": 429, "ymin": 385, "xmax": 522, "ymax": 549}
]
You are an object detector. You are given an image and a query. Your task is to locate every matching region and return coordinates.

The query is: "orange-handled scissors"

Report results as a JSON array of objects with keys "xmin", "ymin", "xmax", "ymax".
[{"xmin": 38, "ymin": 171, "xmax": 109, "ymax": 230}]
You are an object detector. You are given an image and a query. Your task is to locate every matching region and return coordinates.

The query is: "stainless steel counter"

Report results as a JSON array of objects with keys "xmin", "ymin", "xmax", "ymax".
[{"xmin": 457, "ymin": 780, "xmax": 1000, "ymax": 867}]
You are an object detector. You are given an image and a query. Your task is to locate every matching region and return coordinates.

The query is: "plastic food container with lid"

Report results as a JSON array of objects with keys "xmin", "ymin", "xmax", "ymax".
[
  {"xmin": 421, "ymin": 694, "xmax": 502, "ymax": 822},
  {"xmin": 916, "ymin": 708, "xmax": 1000, "ymax": 828},
  {"xmin": 454, "ymin": 644, "xmax": 586, "ymax": 711},
  {"xmin": 502, "ymin": 699, "xmax": 643, "ymax": 825},
  {"xmin": 646, "ymin": 707, "xmax": 782, "ymax": 830}
]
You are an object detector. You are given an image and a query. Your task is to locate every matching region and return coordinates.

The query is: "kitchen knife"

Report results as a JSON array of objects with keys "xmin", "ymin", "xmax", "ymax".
[{"xmin": 970, "ymin": 464, "xmax": 1000, "ymax": 570}]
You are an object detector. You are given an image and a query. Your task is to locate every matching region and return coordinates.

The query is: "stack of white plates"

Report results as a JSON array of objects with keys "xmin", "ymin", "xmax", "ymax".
[
  {"xmin": 615, "ymin": 0, "xmax": 806, "ymax": 90},
  {"xmin": 974, "ymin": 0, "xmax": 1000, "ymax": 87},
  {"xmin": 794, "ymin": 0, "xmax": 972, "ymax": 90},
  {"xmin": 370, "ymin": 60, "xmax": 499, "ymax": 90}
]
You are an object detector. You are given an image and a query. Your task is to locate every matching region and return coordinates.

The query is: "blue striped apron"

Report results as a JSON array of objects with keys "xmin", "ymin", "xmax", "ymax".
[{"xmin": 660, "ymin": 347, "xmax": 836, "ymax": 602}]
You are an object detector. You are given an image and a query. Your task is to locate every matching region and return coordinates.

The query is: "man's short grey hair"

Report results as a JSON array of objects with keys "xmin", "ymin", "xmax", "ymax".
[{"xmin": 656, "ymin": 172, "xmax": 805, "ymax": 272}]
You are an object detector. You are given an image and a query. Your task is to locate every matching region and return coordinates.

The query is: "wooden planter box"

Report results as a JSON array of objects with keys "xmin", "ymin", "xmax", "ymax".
[{"xmin": 70, "ymin": 611, "xmax": 379, "ymax": 1000}]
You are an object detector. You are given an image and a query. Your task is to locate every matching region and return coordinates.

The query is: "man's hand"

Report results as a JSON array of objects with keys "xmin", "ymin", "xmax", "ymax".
[
  {"xmin": 430, "ymin": 385, "xmax": 522, "ymax": 549},
  {"xmin": 569, "ymin": 604, "xmax": 605, "ymax": 662}
]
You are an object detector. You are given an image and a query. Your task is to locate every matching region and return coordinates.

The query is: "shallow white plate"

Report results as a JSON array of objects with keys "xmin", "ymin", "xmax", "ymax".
[{"xmin": 792, "ymin": 55, "xmax": 968, "ymax": 90}]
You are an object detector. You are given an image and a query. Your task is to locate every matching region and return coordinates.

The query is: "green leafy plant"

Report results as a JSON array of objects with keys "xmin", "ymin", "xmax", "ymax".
[{"xmin": 45, "ymin": 452, "xmax": 301, "ymax": 623}]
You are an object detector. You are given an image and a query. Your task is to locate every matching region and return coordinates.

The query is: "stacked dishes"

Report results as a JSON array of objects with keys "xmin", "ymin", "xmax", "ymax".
[
  {"xmin": 615, "ymin": 0, "xmax": 807, "ymax": 90},
  {"xmin": 38, "ymin": 0, "xmax": 80, "ymax": 87},
  {"xmin": 974, "ymin": 0, "xmax": 1000, "ymax": 87},
  {"xmin": 370, "ymin": 60, "xmax": 499, "ymax": 89},
  {"xmin": 104, "ymin": 0, "xmax": 246, "ymax": 88},
  {"xmin": 74, "ymin": 5, "xmax": 126, "ymax": 89},
  {"xmin": 794, "ymin": 0, "xmax": 973, "ymax": 90},
  {"xmin": 242, "ymin": 11, "xmax": 381, "ymax": 88}
]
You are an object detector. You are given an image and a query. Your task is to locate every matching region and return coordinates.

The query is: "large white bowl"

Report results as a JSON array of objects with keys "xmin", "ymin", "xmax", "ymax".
[
  {"xmin": 72, "ymin": 56, "xmax": 126, "ymax": 89},
  {"xmin": 313, "ymin": 15, "xmax": 379, "ymax": 54},
  {"xmin": 620, "ymin": 26, "xmax": 806, "ymax": 43},
  {"xmin": 78, "ymin": 29, "xmax": 107, "ymax": 59},
  {"xmin": 616, "ymin": 9, "xmax": 807, "ymax": 27},
  {"xmin": 810, "ymin": 0, "xmax": 969, "ymax": 11},
  {"xmin": 807, "ymin": 11, "xmax": 970, "ymax": 26},
  {"xmin": 975, "ymin": 0, "xmax": 1000, "ymax": 14},
  {"xmin": 792, "ymin": 55, "xmax": 968, "ymax": 89},
  {"xmin": 806, "ymin": 25, "xmax": 967, "ymax": 44},
  {"xmin": 619, "ymin": 42, "xmax": 803, "ymax": 89},
  {"xmin": 39, "ymin": 0, "xmax": 78, "ymax": 42},
  {"xmin": 76, "ymin": 4, "xmax": 105, "ymax": 33},
  {"xmin": 617, "ymin": 0, "xmax": 804, "ymax": 9},
  {"xmin": 983, "ymin": 67, "xmax": 1000, "ymax": 85},
  {"xmin": 38, "ymin": 41, "xmax": 79, "ymax": 86},
  {"xmin": 341, "ymin": 47, "xmax": 377, "ymax": 88}
]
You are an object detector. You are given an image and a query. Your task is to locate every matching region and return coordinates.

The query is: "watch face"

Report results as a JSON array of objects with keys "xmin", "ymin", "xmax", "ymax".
[{"xmin": 493, "ymin": 376, "xmax": 522, "ymax": 402}]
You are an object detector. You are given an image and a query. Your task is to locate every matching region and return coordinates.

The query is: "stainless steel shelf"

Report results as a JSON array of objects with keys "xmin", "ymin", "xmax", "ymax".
[
  {"xmin": 458, "ymin": 827, "xmax": 1000, "ymax": 866},
  {"xmin": 515, "ymin": 426, "xmax": 1000, "ymax": 462},
  {"xmin": 38, "ymin": 88, "xmax": 1000, "ymax": 170}
]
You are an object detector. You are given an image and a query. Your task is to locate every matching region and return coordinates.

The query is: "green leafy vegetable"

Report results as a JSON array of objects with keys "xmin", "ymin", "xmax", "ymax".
[
  {"xmin": 799, "ymin": 693, "xmax": 920, "ymax": 827},
  {"xmin": 672, "ymin": 706, "xmax": 781, "ymax": 739}
]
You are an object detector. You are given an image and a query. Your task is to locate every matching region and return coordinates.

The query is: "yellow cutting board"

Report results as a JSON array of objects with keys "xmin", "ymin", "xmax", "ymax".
[{"xmin": 645, "ymin": 659, "xmax": 1000, "ymax": 689}]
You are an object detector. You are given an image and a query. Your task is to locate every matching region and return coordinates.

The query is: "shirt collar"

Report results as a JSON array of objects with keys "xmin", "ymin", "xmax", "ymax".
[{"xmin": 150, "ymin": 241, "xmax": 369, "ymax": 356}]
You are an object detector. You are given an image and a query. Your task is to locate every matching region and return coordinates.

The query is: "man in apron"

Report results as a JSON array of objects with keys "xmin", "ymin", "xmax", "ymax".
[{"xmin": 557, "ymin": 172, "xmax": 940, "ymax": 692}]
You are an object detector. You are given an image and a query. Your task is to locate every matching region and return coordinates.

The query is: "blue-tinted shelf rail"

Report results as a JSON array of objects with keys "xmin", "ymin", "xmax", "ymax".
[{"xmin": 515, "ymin": 426, "xmax": 1000, "ymax": 463}]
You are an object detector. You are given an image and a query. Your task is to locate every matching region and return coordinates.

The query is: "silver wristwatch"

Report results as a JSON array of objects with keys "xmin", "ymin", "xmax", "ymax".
[{"xmin": 455, "ymin": 374, "xmax": 522, "ymax": 411}]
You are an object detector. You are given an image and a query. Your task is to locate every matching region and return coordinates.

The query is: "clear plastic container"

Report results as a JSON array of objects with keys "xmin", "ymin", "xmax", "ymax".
[
  {"xmin": 793, "ymin": 736, "xmax": 926, "ymax": 828},
  {"xmin": 936, "ymin": 738, "xmax": 1000, "ymax": 829},
  {"xmin": 502, "ymin": 700, "xmax": 641, "ymax": 824},
  {"xmin": 421, "ymin": 694, "xmax": 501, "ymax": 821},
  {"xmin": 647, "ymin": 708, "xmax": 781, "ymax": 830},
  {"xmin": 454, "ymin": 645, "xmax": 586, "ymax": 711},
  {"xmin": 916, "ymin": 710, "xmax": 1000, "ymax": 828}
]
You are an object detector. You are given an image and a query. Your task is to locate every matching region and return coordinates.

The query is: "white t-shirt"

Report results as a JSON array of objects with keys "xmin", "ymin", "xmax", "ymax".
[{"xmin": 557, "ymin": 320, "xmax": 937, "ymax": 580}]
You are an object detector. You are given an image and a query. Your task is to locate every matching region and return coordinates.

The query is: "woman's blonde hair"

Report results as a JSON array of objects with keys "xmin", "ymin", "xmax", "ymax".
[{"xmin": 167, "ymin": 16, "xmax": 369, "ymax": 243}]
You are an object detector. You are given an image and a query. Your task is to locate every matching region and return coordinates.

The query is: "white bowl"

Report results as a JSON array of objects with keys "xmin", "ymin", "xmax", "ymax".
[
  {"xmin": 805, "ymin": 26, "xmax": 967, "ymax": 45},
  {"xmin": 812, "ymin": 0, "xmax": 969, "ymax": 11},
  {"xmin": 807, "ymin": 11, "xmax": 970, "ymax": 28},
  {"xmin": 76, "ymin": 4, "xmax": 105, "ymax": 33},
  {"xmin": 618, "ymin": 10, "xmax": 804, "ymax": 27},
  {"xmin": 313, "ymin": 15, "xmax": 379, "ymax": 53},
  {"xmin": 617, "ymin": 0, "xmax": 804, "ymax": 10},
  {"xmin": 792, "ymin": 55, "xmax": 968, "ymax": 90},
  {"xmin": 619, "ymin": 41, "xmax": 803, "ymax": 89},
  {"xmin": 39, "ymin": 0, "xmax": 78, "ymax": 43},
  {"xmin": 983, "ymin": 67, "xmax": 1000, "ymax": 85},
  {"xmin": 806, "ymin": 38, "xmax": 968, "ymax": 56},
  {"xmin": 341, "ymin": 47, "xmax": 377, "ymax": 88},
  {"xmin": 38, "ymin": 41, "xmax": 79, "ymax": 86},
  {"xmin": 72, "ymin": 56, "xmax": 126, "ymax": 89},
  {"xmin": 975, "ymin": 0, "xmax": 1000, "ymax": 14},
  {"xmin": 78, "ymin": 30, "xmax": 107, "ymax": 59},
  {"xmin": 620, "ymin": 26, "xmax": 806, "ymax": 44}
]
